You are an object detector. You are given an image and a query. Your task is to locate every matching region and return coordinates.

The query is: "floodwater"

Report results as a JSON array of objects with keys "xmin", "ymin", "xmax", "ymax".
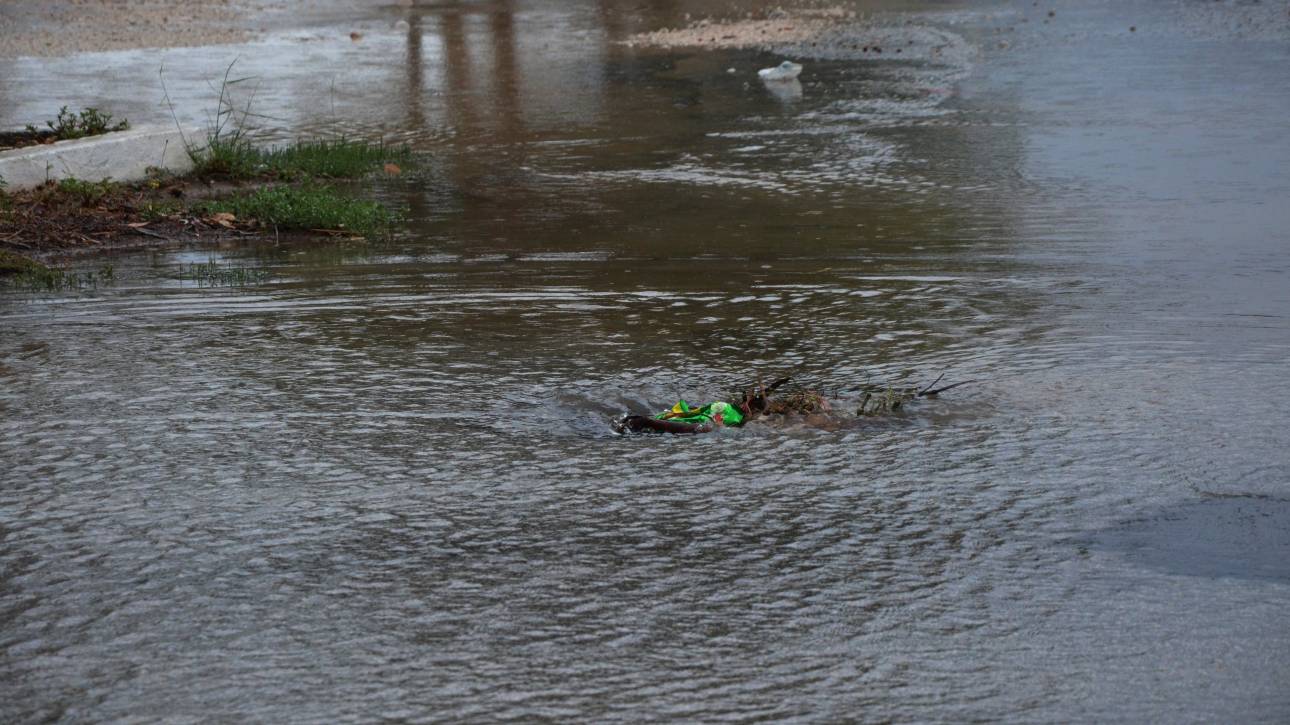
[{"xmin": 3, "ymin": 0, "xmax": 1290, "ymax": 721}]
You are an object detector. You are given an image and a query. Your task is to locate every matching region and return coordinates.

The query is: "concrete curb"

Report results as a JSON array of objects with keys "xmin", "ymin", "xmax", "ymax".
[{"xmin": 0, "ymin": 125, "xmax": 202, "ymax": 190}]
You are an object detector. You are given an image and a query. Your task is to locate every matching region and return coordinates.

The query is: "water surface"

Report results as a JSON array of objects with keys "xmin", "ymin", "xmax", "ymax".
[{"xmin": 2, "ymin": 0, "xmax": 1289, "ymax": 721}]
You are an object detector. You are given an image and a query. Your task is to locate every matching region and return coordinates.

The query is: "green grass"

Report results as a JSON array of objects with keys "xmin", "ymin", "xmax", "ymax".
[
  {"xmin": 190, "ymin": 135, "xmax": 262, "ymax": 179},
  {"xmin": 26, "ymin": 106, "xmax": 129, "ymax": 141},
  {"xmin": 261, "ymin": 139, "xmax": 410, "ymax": 179},
  {"xmin": 56, "ymin": 177, "xmax": 116, "ymax": 204},
  {"xmin": 190, "ymin": 137, "xmax": 410, "ymax": 181},
  {"xmin": 2, "ymin": 257, "xmax": 116, "ymax": 291},
  {"xmin": 200, "ymin": 185, "xmax": 396, "ymax": 237}
]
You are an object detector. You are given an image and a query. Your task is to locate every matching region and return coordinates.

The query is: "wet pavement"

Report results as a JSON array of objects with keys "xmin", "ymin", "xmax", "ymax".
[{"xmin": 2, "ymin": 0, "xmax": 1290, "ymax": 721}]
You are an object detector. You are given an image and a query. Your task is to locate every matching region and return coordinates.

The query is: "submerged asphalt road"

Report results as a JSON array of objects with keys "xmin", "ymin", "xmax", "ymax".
[{"xmin": 2, "ymin": 1, "xmax": 1289, "ymax": 721}]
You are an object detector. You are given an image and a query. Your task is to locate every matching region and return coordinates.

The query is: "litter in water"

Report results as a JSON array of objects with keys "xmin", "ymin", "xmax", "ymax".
[{"xmin": 758, "ymin": 60, "xmax": 803, "ymax": 82}]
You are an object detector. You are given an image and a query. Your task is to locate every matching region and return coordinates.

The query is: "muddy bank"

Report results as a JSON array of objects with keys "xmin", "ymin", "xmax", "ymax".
[
  {"xmin": 0, "ymin": 133, "xmax": 406, "ymax": 269},
  {"xmin": 0, "ymin": 178, "xmax": 256, "ymax": 266},
  {"xmin": 1, "ymin": 177, "xmax": 397, "ymax": 271}
]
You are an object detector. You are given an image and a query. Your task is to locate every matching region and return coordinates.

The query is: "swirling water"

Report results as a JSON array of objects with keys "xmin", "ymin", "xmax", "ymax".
[{"xmin": 2, "ymin": 1, "xmax": 1289, "ymax": 721}]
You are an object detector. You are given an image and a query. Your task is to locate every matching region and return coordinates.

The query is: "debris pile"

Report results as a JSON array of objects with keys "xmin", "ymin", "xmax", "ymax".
[{"xmin": 615, "ymin": 374, "xmax": 971, "ymax": 434}]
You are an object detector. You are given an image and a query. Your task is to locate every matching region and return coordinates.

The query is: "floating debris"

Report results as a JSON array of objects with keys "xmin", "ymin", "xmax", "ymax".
[
  {"xmin": 758, "ymin": 60, "xmax": 803, "ymax": 82},
  {"xmin": 613, "ymin": 374, "xmax": 972, "ymax": 434}
]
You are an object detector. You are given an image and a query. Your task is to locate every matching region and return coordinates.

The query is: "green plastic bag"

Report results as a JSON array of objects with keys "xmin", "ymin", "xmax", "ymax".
[{"xmin": 655, "ymin": 399, "xmax": 745, "ymax": 427}]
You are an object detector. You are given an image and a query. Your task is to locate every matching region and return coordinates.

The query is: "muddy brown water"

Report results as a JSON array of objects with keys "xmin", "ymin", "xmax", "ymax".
[{"xmin": 2, "ymin": 1, "xmax": 1289, "ymax": 721}]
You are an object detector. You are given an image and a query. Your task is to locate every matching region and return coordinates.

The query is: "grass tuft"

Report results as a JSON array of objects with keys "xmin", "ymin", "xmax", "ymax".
[
  {"xmin": 56, "ymin": 177, "xmax": 116, "ymax": 205},
  {"xmin": 190, "ymin": 135, "xmax": 263, "ymax": 179},
  {"xmin": 200, "ymin": 185, "xmax": 396, "ymax": 238},
  {"xmin": 191, "ymin": 137, "xmax": 410, "ymax": 181},
  {"xmin": 262, "ymin": 139, "xmax": 410, "ymax": 179}
]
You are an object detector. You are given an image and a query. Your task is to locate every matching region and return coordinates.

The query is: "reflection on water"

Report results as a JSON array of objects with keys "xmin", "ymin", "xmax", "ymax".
[
  {"xmin": 1095, "ymin": 497, "xmax": 1290, "ymax": 583},
  {"xmin": 3, "ymin": 1, "xmax": 1290, "ymax": 722}
]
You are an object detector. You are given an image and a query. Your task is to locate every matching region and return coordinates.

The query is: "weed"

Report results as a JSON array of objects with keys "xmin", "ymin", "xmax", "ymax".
[
  {"xmin": 143, "ymin": 166, "xmax": 179, "ymax": 187},
  {"xmin": 183, "ymin": 61, "xmax": 408, "ymax": 180},
  {"xmin": 180, "ymin": 256, "xmax": 270, "ymax": 287},
  {"xmin": 26, "ymin": 106, "xmax": 129, "ymax": 141},
  {"xmin": 56, "ymin": 177, "xmax": 116, "ymax": 204},
  {"xmin": 201, "ymin": 185, "xmax": 396, "ymax": 238},
  {"xmin": 141, "ymin": 200, "xmax": 182, "ymax": 221},
  {"xmin": 182, "ymin": 60, "xmax": 264, "ymax": 178},
  {"xmin": 191, "ymin": 135, "xmax": 264, "ymax": 179}
]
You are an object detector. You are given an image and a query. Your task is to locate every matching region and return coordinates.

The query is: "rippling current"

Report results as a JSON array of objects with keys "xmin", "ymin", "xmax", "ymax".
[{"xmin": 2, "ymin": 0, "xmax": 1289, "ymax": 721}]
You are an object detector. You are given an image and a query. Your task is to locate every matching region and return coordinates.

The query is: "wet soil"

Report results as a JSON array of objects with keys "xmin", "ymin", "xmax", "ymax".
[{"xmin": 0, "ymin": 179, "xmax": 277, "ymax": 266}]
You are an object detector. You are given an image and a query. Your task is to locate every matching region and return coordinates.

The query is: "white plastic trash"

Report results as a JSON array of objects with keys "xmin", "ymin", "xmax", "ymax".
[{"xmin": 758, "ymin": 60, "xmax": 803, "ymax": 82}]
